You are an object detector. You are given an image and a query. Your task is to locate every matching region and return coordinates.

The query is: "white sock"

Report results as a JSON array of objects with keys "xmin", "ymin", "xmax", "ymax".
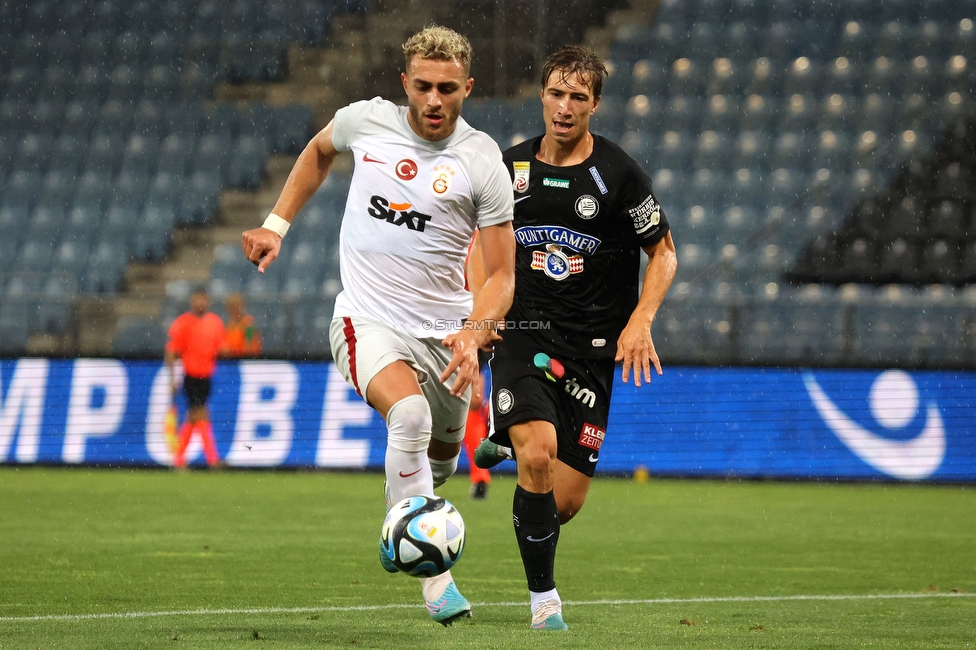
[
  {"xmin": 420, "ymin": 570, "xmax": 454, "ymax": 602},
  {"xmin": 530, "ymin": 588, "xmax": 560, "ymax": 614},
  {"xmin": 429, "ymin": 454, "xmax": 459, "ymax": 488},
  {"xmin": 384, "ymin": 395, "xmax": 434, "ymax": 503}
]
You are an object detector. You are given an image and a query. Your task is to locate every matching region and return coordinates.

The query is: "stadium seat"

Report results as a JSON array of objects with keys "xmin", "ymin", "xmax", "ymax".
[
  {"xmin": 689, "ymin": 169, "xmax": 728, "ymax": 207},
  {"xmin": 863, "ymin": 57, "xmax": 901, "ymax": 96},
  {"xmin": 811, "ymin": 131, "xmax": 851, "ymax": 172},
  {"xmin": 289, "ymin": 294, "xmax": 336, "ymax": 357},
  {"xmin": 693, "ymin": 131, "xmax": 732, "ymax": 170},
  {"xmin": 778, "ymin": 94, "xmax": 817, "ymax": 132},
  {"xmin": 669, "ymin": 59, "xmax": 705, "ymax": 97},
  {"xmin": 179, "ymin": 171, "xmax": 222, "ymax": 226},
  {"xmin": 732, "ymin": 131, "xmax": 771, "ymax": 170},
  {"xmin": 589, "ymin": 96, "xmax": 625, "ymax": 141},
  {"xmin": 275, "ymin": 104, "xmax": 314, "ymax": 154},
  {"xmin": 623, "ymin": 94, "xmax": 665, "ymax": 133},
  {"xmin": 701, "ymin": 94, "xmax": 740, "ymax": 133},
  {"xmin": 771, "ymin": 133, "xmax": 811, "ymax": 170},
  {"xmin": 0, "ymin": 297, "xmax": 31, "ymax": 354},
  {"xmin": 739, "ymin": 93, "xmax": 779, "ymax": 131},
  {"xmin": 27, "ymin": 203, "xmax": 65, "ymax": 242},
  {"xmin": 111, "ymin": 316, "xmax": 168, "ymax": 357},
  {"xmin": 629, "ymin": 59, "xmax": 669, "ymax": 97},
  {"xmin": 655, "ymin": 130, "xmax": 694, "ymax": 170},
  {"xmin": 133, "ymin": 204, "xmax": 176, "ymax": 262},
  {"xmin": 36, "ymin": 275, "xmax": 75, "ymax": 335},
  {"xmin": 15, "ymin": 133, "xmax": 54, "ymax": 173},
  {"xmin": 83, "ymin": 240, "xmax": 129, "ymax": 294}
]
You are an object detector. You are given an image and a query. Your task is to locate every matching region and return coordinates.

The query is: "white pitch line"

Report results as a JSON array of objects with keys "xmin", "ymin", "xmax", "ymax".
[{"xmin": 0, "ymin": 592, "xmax": 971, "ymax": 623}]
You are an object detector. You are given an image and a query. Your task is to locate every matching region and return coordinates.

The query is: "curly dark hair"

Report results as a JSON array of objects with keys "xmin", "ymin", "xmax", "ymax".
[{"xmin": 540, "ymin": 45, "xmax": 608, "ymax": 98}]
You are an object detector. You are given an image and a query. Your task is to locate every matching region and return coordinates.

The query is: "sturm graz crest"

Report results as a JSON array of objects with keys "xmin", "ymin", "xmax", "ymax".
[{"xmin": 531, "ymin": 244, "xmax": 584, "ymax": 281}]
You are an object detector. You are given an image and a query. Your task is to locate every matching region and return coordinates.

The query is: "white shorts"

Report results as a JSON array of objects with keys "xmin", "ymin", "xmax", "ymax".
[{"xmin": 329, "ymin": 316, "xmax": 469, "ymax": 444}]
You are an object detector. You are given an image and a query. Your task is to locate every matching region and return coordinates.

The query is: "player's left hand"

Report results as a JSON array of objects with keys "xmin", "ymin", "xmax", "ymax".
[
  {"xmin": 440, "ymin": 328, "xmax": 483, "ymax": 398},
  {"xmin": 615, "ymin": 320, "xmax": 662, "ymax": 387}
]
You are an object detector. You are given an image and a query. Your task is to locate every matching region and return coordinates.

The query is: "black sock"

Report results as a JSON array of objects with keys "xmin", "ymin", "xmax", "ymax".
[{"xmin": 513, "ymin": 485, "xmax": 560, "ymax": 593}]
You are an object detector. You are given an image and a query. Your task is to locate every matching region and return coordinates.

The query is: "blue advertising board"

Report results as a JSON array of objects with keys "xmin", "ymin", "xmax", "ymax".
[{"xmin": 1, "ymin": 359, "xmax": 973, "ymax": 481}]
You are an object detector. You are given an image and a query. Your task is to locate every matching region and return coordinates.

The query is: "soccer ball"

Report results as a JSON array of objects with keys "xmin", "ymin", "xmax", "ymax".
[{"xmin": 380, "ymin": 495, "xmax": 465, "ymax": 577}]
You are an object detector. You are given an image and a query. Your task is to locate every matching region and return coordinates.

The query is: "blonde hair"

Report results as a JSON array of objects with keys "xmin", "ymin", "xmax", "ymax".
[{"xmin": 402, "ymin": 25, "xmax": 472, "ymax": 76}]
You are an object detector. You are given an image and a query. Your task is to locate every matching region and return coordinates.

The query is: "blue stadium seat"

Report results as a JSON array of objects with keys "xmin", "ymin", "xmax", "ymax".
[
  {"xmin": 83, "ymin": 239, "xmax": 129, "ymax": 294},
  {"xmin": 728, "ymin": 167, "xmax": 764, "ymax": 206},
  {"xmin": 38, "ymin": 66, "xmax": 73, "ymax": 103},
  {"xmin": 856, "ymin": 94, "xmax": 896, "ymax": 135},
  {"xmin": 619, "ymin": 131, "xmax": 655, "ymax": 173},
  {"xmin": 767, "ymin": 168, "xmax": 805, "ymax": 206},
  {"xmin": 121, "ymin": 135, "xmax": 161, "ymax": 175},
  {"xmin": 157, "ymin": 134, "xmax": 195, "ymax": 176},
  {"xmin": 771, "ymin": 132, "xmax": 812, "ymax": 170},
  {"xmin": 40, "ymin": 170, "xmax": 77, "ymax": 210},
  {"xmin": 289, "ymin": 294, "xmax": 336, "ymax": 357},
  {"xmin": 778, "ymin": 94, "xmax": 817, "ymax": 132},
  {"xmin": 18, "ymin": 240, "xmax": 54, "ymax": 273},
  {"xmin": 227, "ymin": 135, "xmax": 269, "ymax": 190},
  {"xmin": 668, "ymin": 58, "xmax": 706, "ymax": 97},
  {"xmin": 84, "ymin": 133, "xmax": 126, "ymax": 176},
  {"xmin": 111, "ymin": 316, "xmax": 168, "ymax": 357},
  {"xmin": 629, "ymin": 59, "xmax": 669, "ymax": 97},
  {"xmin": 688, "ymin": 23, "xmax": 723, "ymax": 61},
  {"xmin": 144, "ymin": 65, "xmax": 181, "ymax": 101},
  {"xmin": 720, "ymin": 205, "xmax": 760, "ymax": 245},
  {"xmin": 590, "ymin": 96, "xmax": 625, "ymax": 141},
  {"xmin": 655, "ymin": 130, "xmax": 693, "ymax": 170},
  {"xmin": 192, "ymin": 134, "xmax": 232, "ymax": 180},
  {"xmin": 36, "ymin": 275, "xmax": 75, "ymax": 335},
  {"xmin": 15, "ymin": 133, "xmax": 54, "ymax": 173},
  {"xmin": 733, "ymin": 132, "xmax": 771, "ymax": 170},
  {"xmin": 133, "ymin": 204, "xmax": 176, "ymax": 262},
  {"xmin": 61, "ymin": 100, "xmax": 100, "ymax": 138},
  {"xmin": 655, "ymin": 295, "xmax": 733, "ymax": 365},
  {"xmin": 822, "ymin": 57, "xmax": 860, "ymax": 96},
  {"xmin": 623, "ymin": 94, "xmax": 665, "ymax": 133},
  {"xmin": 53, "ymin": 239, "xmax": 91, "ymax": 279},
  {"xmin": 835, "ymin": 21, "xmax": 874, "ymax": 60},
  {"xmin": 693, "ymin": 131, "xmax": 733, "ymax": 170},
  {"xmin": 701, "ymin": 94, "xmax": 740, "ymax": 133},
  {"xmin": 722, "ymin": 23, "xmax": 761, "ymax": 61},
  {"xmin": 27, "ymin": 203, "xmax": 65, "ymax": 242},
  {"xmin": 179, "ymin": 171, "xmax": 222, "ymax": 225},
  {"xmin": 275, "ymin": 104, "xmax": 313, "ymax": 154},
  {"xmin": 650, "ymin": 169, "xmax": 686, "ymax": 209},
  {"xmin": 739, "ymin": 93, "xmax": 779, "ymax": 131},
  {"xmin": 873, "ymin": 21, "xmax": 911, "ymax": 59},
  {"xmin": 811, "ymin": 130, "xmax": 852, "ymax": 172},
  {"xmin": 131, "ymin": 100, "xmax": 168, "ymax": 137}
]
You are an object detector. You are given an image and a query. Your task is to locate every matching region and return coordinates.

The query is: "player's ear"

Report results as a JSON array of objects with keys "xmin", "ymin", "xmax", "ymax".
[
  {"xmin": 464, "ymin": 77, "xmax": 473, "ymax": 98},
  {"xmin": 591, "ymin": 94, "xmax": 601, "ymax": 113},
  {"xmin": 401, "ymin": 71, "xmax": 409, "ymax": 93}
]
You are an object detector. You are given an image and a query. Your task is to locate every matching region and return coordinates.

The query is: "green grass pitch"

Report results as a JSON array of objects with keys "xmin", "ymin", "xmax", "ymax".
[{"xmin": 0, "ymin": 467, "xmax": 973, "ymax": 649}]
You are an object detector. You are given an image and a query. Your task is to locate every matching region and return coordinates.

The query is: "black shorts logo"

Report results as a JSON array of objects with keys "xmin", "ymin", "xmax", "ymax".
[
  {"xmin": 579, "ymin": 423, "xmax": 605, "ymax": 450},
  {"xmin": 565, "ymin": 377, "xmax": 597, "ymax": 408}
]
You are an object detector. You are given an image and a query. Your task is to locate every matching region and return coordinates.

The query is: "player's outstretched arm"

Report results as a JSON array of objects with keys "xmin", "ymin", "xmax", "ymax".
[
  {"xmin": 441, "ymin": 222, "xmax": 515, "ymax": 397},
  {"xmin": 241, "ymin": 121, "xmax": 341, "ymax": 273},
  {"xmin": 616, "ymin": 231, "xmax": 677, "ymax": 387}
]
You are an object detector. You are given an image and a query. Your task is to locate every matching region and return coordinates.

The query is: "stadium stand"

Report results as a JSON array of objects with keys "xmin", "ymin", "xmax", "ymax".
[{"xmin": 2, "ymin": 0, "xmax": 974, "ymax": 365}]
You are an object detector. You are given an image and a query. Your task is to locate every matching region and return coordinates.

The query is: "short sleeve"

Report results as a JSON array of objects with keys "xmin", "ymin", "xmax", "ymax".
[
  {"xmin": 472, "ymin": 136, "xmax": 515, "ymax": 229},
  {"xmin": 166, "ymin": 316, "xmax": 184, "ymax": 354},
  {"xmin": 619, "ymin": 159, "xmax": 669, "ymax": 247},
  {"xmin": 331, "ymin": 97, "xmax": 387, "ymax": 152}
]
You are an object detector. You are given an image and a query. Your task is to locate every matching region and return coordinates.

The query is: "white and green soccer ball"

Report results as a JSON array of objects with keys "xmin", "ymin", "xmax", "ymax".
[{"xmin": 380, "ymin": 495, "xmax": 465, "ymax": 577}]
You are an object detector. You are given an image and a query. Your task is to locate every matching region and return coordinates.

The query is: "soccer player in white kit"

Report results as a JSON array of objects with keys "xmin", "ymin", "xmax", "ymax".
[{"xmin": 241, "ymin": 26, "xmax": 515, "ymax": 625}]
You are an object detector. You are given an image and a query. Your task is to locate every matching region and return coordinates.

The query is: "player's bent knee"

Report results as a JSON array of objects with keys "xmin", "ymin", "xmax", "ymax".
[
  {"xmin": 429, "ymin": 454, "xmax": 459, "ymax": 488},
  {"xmin": 386, "ymin": 394, "xmax": 432, "ymax": 453},
  {"xmin": 557, "ymin": 497, "xmax": 586, "ymax": 524}
]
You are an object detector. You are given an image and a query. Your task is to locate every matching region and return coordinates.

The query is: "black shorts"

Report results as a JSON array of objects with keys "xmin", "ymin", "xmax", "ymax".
[
  {"xmin": 183, "ymin": 375, "xmax": 212, "ymax": 409},
  {"xmin": 488, "ymin": 332, "xmax": 614, "ymax": 478}
]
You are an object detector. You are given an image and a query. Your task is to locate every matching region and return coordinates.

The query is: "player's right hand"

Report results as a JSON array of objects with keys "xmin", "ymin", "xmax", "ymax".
[{"xmin": 241, "ymin": 227, "xmax": 282, "ymax": 273}]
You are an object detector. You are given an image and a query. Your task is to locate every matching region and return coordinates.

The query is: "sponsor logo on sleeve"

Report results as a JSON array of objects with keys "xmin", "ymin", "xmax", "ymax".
[
  {"xmin": 513, "ymin": 161, "xmax": 530, "ymax": 193},
  {"xmin": 629, "ymin": 194, "xmax": 661, "ymax": 234},
  {"xmin": 579, "ymin": 422, "xmax": 606, "ymax": 450}
]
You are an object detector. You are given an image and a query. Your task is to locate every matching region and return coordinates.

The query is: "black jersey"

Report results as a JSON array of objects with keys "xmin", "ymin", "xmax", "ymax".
[{"xmin": 501, "ymin": 135, "xmax": 670, "ymax": 360}]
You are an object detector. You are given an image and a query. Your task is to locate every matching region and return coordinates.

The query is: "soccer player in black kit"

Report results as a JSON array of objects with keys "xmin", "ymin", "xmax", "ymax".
[{"xmin": 472, "ymin": 46, "xmax": 677, "ymax": 630}]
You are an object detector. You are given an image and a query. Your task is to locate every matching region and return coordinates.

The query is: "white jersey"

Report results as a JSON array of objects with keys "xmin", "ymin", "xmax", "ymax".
[{"xmin": 329, "ymin": 97, "xmax": 513, "ymax": 338}]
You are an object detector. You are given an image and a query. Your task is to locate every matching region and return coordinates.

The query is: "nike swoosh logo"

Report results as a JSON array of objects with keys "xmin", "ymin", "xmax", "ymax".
[
  {"xmin": 446, "ymin": 425, "xmax": 463, "ymax": 433},
  {"xmin": 514, "ymin": 195, "xmax": 531, "ymax": 204},
  {"xmin": 588, "ymin": 454, "xmax": 599, "ymax": 463},
  {"xmin": 399, "ymin": 468, "xmax": 423, "ymax": 478},
  {"xmin": 803, "ymin": 373, "xmax": 945, "ymax": 480},
  {"xmin": 526, "ymin": 532, "xmax": 555, "ymax": 543},
  {"xmin": 363, "ymin": 153, "xmax": 386, "ymax": 164}
]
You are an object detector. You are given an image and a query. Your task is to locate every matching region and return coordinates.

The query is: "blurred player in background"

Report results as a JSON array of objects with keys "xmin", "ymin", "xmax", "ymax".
[
  {"xmin": 473, "ymin": 46, "xmax": 677, "ymax": 630},
  {"xmin": 165, "ymin": 286, "xmax": 226, "ymax": 469},
  {"xmin": 221, "ymin": 292, "xmax": 262, "ymax": 357},
  {"xmin": 463, "ymin": 357, "xmax": 491, "ymax": 499},
  {"xmin": 240, "ymin": 25, "xmax": 515, "ymax": 625}
]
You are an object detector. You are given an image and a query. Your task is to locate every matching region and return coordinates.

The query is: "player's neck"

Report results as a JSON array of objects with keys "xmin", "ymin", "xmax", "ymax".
[{"xmin": 537, "ymin": 132, "xmax": 593, "ymax": 167}]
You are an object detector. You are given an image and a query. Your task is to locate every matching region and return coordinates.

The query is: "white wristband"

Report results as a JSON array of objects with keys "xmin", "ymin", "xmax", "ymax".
[{"xmin": 262, "ymin": 213, "xmax": 290, "ymax": 239}]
